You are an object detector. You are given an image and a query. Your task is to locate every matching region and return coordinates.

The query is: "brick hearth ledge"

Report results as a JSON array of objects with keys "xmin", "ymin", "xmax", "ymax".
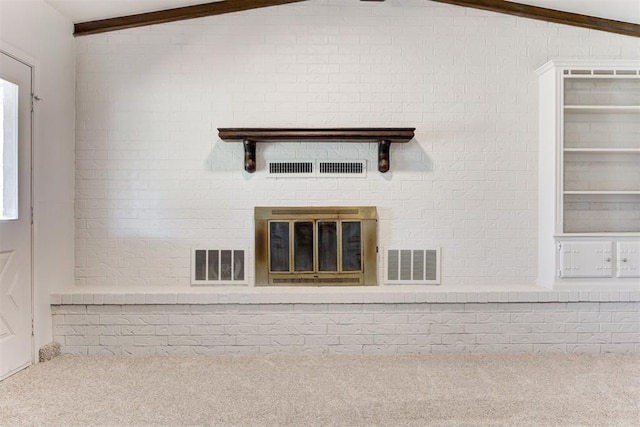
[{"xmin": 51, "ymin": 286, "xmax": 640, "ymax": 305}]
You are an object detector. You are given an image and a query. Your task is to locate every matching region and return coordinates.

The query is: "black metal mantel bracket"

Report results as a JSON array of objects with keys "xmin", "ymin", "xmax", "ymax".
[{"xmin": 218, "ymin": 128, "xmax": 415, "ymax": 174}]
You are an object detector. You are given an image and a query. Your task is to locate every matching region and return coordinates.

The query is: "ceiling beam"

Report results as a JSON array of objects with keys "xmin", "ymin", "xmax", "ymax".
[
  {"xmin": 429, "ymin": 0, "xmax": 640, "ymax": 37},
  {"xmin": 74, "ymin": 0, "xmax": 308, "ymax": 37},
  {"xmin": 73, "ymin": 0, "xmax": 640, "ymax": 38}
]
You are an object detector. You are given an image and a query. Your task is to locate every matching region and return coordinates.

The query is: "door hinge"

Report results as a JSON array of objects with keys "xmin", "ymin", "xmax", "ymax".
[
  {"xmin": 31, "ymin": 206, "xmax": 34, "ymax": 225},
  {"xmin": 31, "ymin": 93, "xmax": 42, "ymax": 112},
  {"xmin": 31, "ymin": 319, "xmax": 35, "ymax": 336}
]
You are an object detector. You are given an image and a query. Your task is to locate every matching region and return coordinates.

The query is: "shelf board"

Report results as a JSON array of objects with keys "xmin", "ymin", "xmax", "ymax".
[
  {"xmin": 564, "ymin": 105, "xmax": 640, "ymax": 114},
  {"xmin": 564, "ymin": 191, "xmax": 640, "ymax": 195},
  {"xmin": 564, "ymin": 148, "xmax": 640, "ymax": 153},
  {"xmin": 555, "ymin": 233, "xmax": 640, "ymax": 237},
  {"xmin": 218, "ymin": 128, "xmax": 415, "ymax": 143},
  {"xmin": 217, "ymin": 127, "xmax": 415, "ymax": 173}
]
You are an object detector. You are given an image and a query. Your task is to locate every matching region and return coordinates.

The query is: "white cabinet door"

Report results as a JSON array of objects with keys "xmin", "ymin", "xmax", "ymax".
[
  {"xmin": 560, "ymin": 242, "xmax": 613, "ymax": 278},
  {"xmin": 617, "ymin": 242, "xmax": 640, "ymax": 278}
]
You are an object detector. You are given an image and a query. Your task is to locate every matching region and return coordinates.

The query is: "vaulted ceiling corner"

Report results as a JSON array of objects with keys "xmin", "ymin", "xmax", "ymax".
[
  {"xmin": 430, "ymin": 0, "xmax": 640, "ymax": 38},
  {"xmin": 73, "ymin": 0, "xmax": 307, "ymax": 36}
]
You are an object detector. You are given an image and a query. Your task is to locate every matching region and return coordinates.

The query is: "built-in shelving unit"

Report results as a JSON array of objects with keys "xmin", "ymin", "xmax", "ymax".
[
  {"xmin": 217, "ymin": 128, "xmax": 415, "ymax": 173},
  {"xmin": 537, "ymin": 60, "xmax": 640, "ymax": 287}
]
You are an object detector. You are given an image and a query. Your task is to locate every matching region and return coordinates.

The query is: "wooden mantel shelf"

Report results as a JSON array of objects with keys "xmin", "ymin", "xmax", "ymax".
[{"xmin": 217, "ymin": 128, "xmax": 415, "ymax": 173}]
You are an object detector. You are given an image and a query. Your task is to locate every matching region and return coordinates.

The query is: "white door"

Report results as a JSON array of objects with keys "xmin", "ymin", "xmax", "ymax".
[
  {"xmin": 0, "ymin": 51, "xmax": 33, "ymax": 381},
  {"xmin": 617, "ymin": 242, "xmax": 640, "ymax": 278},
  {"xmin": 559, "ymin": 241, "xmax": 613, "ymax": 278}
]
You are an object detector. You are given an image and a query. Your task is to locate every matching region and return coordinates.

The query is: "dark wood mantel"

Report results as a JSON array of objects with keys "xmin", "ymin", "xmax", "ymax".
[{"xmin": 217, "ymin": 128, "xmax": 415, "ymax": 173}]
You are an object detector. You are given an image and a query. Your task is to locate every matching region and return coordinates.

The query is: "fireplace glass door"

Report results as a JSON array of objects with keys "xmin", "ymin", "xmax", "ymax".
[
  {"xmin": 269, "ymin": 220, "xmax": 362, "ymax": 275},
  {"xmin": 255, "ymin": 206, "xmax": 376, "ymax": 286}
]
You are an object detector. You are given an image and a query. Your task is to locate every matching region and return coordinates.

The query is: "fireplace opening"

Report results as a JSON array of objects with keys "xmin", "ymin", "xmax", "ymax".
[{"xmin": 255, "ymin": 207, "xmax": 377, "ymax": 286}]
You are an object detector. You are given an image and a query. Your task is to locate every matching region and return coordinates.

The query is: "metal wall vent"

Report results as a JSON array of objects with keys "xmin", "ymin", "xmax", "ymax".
[
  {"xmin": 384, "ymin": 248, "xmax": 441, "ymax": 285},
  {"xmin": 267, "ymin": 161, "xmax": 314, "ymax": 178},
  {"xmin": 318, "ymin": 161, "xmax": 366, "ymax": 177},
  {"xmin": 266, "ymin": 160, "xmax": 366, "ymax": 178},
  {"xmin": 191, "ymin": 248, "xmax": 248, "ymax": 285}
]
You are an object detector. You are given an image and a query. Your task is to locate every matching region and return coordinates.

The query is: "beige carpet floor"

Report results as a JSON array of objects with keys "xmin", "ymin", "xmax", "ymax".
[{"xmin": 0, "ymin": 353, "xmax": 639, "ymax": 426}]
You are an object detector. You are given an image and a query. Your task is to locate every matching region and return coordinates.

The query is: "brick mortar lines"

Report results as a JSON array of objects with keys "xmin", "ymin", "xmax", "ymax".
[
  {"xmin": 52, "ymin": 303, "xmax": 640, "ymax": 355},
  {"xmin": 73, "ymin": 4, "xmax": 639, "ymax": 289}
]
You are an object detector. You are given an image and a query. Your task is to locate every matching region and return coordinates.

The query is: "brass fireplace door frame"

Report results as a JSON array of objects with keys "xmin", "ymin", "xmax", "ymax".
[{"xmin": 255, "ymin": 207, "xmax": 377, "ymax": 286}]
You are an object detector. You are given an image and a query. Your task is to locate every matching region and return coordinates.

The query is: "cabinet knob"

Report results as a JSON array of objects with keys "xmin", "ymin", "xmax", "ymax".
[
  {"xmin": 605, "ymin": 257, "xmax": 611, "ymax": 263},
  {"xmin": 622, "ymin": 258, "xmax": 628, "ymax": 263}
]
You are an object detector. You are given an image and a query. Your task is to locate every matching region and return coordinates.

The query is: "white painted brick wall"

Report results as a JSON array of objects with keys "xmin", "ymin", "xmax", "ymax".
[
  {"xmin": 51, "ymin": 302, "xmax": 640, "ymax": 355},
  {"xmin": 74, "ymin": 1, "xmax": 640, "ymax": 287}
]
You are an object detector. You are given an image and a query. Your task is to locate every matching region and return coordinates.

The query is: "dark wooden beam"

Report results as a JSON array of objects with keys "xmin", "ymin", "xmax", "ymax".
[
  {"xmin": 74, "ymin": 0, "xmax": 307, "ymax": 36},
  {"xmin": 430, "ymin": 0, "xmax": 640, "ymax": 37}
]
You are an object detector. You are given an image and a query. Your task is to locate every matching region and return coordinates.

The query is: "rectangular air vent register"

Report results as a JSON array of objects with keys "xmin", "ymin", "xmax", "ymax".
[
  {"xmin": 266, "ymin": 160, "xmax": 367, "ymax": 178},
  {"xmin": 191, "ymin": 248, "xmax": 248, "ymax": 285},
  {"xmin": 384, "ymin": 248, "xmax": 441, "ymax": 285}
]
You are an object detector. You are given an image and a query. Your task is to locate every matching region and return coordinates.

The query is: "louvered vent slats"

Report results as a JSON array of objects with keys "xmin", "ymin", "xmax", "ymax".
[
  {"xmin": 319, "ymin": 162, "xmax": 364, "ymax": 175},
  {"xmin": 385, "ymin": 248, "xmax": 440, "ymax": 285},
  {"xmin": 266, "ymin": 160, "xmax": 366, "ymax": 178},
  {"xmin": 269, "ymin": 162, "xmax": 314, "ymax": 175},
  {"xmin": 191, "ymin": 248, "xmax": 248, "ymax": 285}
]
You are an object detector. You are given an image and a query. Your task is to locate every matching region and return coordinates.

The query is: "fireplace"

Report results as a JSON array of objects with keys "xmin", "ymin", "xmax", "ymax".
[{"xmin": 255, "ymin": 207, "xmax": 377, "ymax": 286}]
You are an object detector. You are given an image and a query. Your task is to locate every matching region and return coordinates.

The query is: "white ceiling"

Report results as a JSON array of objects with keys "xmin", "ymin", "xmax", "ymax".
[
  {"xmin": 44, "ymin": 0, "xmax": 640, "ymax": 25},
  {"xmin": 44, "ymin": 0, "xmax": 217, "ymax": 22}
]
